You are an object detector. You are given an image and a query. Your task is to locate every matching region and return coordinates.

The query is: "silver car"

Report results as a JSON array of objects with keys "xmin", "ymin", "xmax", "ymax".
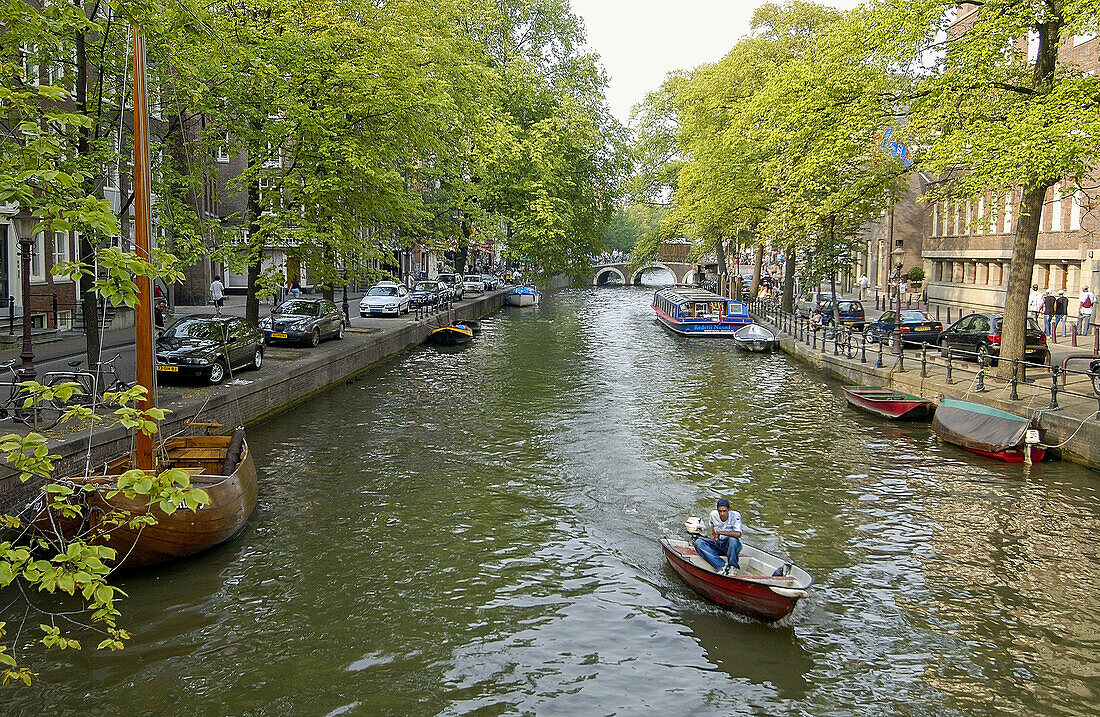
[
  {"xmin": 462, "ymin": 275, "xmax": 486, "ymax": 295},
  {"xmin": 359, "ymin": 282, "xmax": 410, "ymax": 317}
]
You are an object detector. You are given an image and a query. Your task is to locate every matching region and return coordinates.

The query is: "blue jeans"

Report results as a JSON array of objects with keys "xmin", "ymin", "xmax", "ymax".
[
  {"xmin": 694, "ymin": 536, "xmax": 742, "ymax": 571},
  {"xmin": 1053, "ymin": 315, "xmax": 1065, "ymax": 336},
  {"xmin": 1079, "ymin": 313, "xmax": 1093, "ymax": 336},
  {"xmin": 1044, "ymin": 314, "xmax": 1053, "ymax": 336}
]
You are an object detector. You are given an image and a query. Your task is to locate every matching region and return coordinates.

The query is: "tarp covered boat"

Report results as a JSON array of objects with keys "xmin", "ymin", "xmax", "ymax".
[
  {"xmin": 842, "ymin": 386, "xmax": 934, "ymax": 420},
  {"xmin": 733, "ymin": 323, "xmax": 775, "ymax": 352},
  {"xmin": 932, "ymin": 398, "xmax": 1045, "ymax": 462},
  {"xmin": 506, "ymin": 285, "xmax": 540, "ymax": 307},
  {"xmin": 660, "ymin": 536, "xmax": 814, "ymax": 621}
]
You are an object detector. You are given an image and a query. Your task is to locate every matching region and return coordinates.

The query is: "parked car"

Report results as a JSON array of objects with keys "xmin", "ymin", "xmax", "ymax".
[
  {"xmin": 462, "ymin": 274, "xmax": 486, "ymax": 295},
  {"xmin": 482, "ymin": 274, "xmax": 500, "ymax": 291},
  {"xmin": 156, "ymin": 315, "xmax": 264, "ymax": 384},
  {"xmin": 437, "ymin": 272, "xmax": 464, "ymax": 301},
  {"xmin": 359, "ymin": 281, "xmax": 410, "ymax": 317},
  {"xmin": 817, "ymin": 299, "xmax": 866, "ymax": 329},
  {"xmin": 796, "ymin": 291, "xmax": 838, "ymax": 319},
  {"xmin": 938, "ymin": 313, "xmax": 1049, "ymax": 365},
  {"xmin": 1090, "ymin": 359, "xmax": 1100, "ymax": 395},
  {"xmin": 259, "ymin": 298, "xmax": 345, "ymax": 347},
  {"xmin": 410, "ymin": 280, "xmax": 448, "ymax": 308},
  {"xmin": 864, "ymin": 309, "xmax": 943, "ymax": 346}
]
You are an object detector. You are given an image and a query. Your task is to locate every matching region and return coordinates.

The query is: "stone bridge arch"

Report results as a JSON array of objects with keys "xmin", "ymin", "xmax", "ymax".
[{"xmin": 592, "ymin": 266, "xmax": 628, "ymax": 285}]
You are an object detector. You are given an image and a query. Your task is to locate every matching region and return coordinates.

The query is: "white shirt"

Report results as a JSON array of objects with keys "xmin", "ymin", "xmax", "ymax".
[
  {"xmin": 708, "ymin": 509, "xmax": 742, "ymax": 538},
  {"xmin": 1028, "ymin": 290, "xmax": 1043, "ymax": 312},
  {"xmin": 858, "ymin": 275, "xmax": 870, "ymax": 288},
  {"xmin": 1080, "ymin": 290, "xmax": 1096, "ymax": 316},
  {"xmin": 209, "ymin": 279, "xmax": 224, "ymax": 300}
]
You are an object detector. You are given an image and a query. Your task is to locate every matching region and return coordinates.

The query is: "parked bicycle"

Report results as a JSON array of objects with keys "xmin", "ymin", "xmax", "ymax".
[
  {"xmin": 0, "ymin": 360, "xmax": 63, "ymax": 430},
  {"xmin": 44, "ymin": 352, "xmax": 134, "ymax": 409}
]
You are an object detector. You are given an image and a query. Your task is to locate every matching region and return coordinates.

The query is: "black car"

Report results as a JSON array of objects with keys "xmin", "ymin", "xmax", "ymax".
[
  {"xmin": 156, "ymin": 316, "xmax": 264, "ymax": 384},
  {"xmin": 817, "ymin": 299, "xmax": 866, "ymax": 329},
  {"xmin": 864, "ymin": 309, "xmax": 943, "ymax": 346},
  {"xmin": 938, "ymin": 313, "xmax": 1049, "ymax": 365},
  {"xmin": 410, "ymin": 280, "xmax": 449, "ymax": 308},
  {"xmin": 259, "ymin": 298, "xmax": 345, "ymax": 347}
]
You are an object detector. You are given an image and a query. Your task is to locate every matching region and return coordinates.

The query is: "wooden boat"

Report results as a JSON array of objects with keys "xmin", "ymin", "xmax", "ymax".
[
  {"xmin": 506, "ymin": 285, "xmax": 540, "ymax": 307},
  {"xmin": 428, "ymin": 323, "xmax": 473, "ymax": 346},
  {"xmin": 54, "ymin": 429, "xmax": 258, "ymax": 568},
  {"xmin": 652, "ymin": 286, "xmax": 752, "ymax": 336},
  {"xmin": 932, "ymin": 398, "xmax": 1045, "ymax": 463},
  {"xmin": 660, "ymin": 536, "xmax": 814, "ymax": 621},
  {"xmin": 733, "ymin": 323, "xmax": 775, "ymax": 352},
  {"xmin": 842, "ymin": 385, "xmax": 934, "ymax": 420}
]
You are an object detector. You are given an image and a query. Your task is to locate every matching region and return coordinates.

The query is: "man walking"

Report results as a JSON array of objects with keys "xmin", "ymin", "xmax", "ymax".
[
  {"xmin": 209, "ymin": 275, "xmax": 225, "ymax": 315},
  {"xmin": 1054, "ymin": 289, "xmax": 1069, "ymax": 337},
  {"xmin": 1028, "ymin": 284, "xmax": 1043, "ymax": 321},
  {"xmin": 858, "ymin": 272, "xmax": 870, "ymax": 300},
  {"xmin": 1079, "ymin": 285, "xmax": 1096, "ymax": 336},
  {"xmin": 1042, "ymin": 289, "xmax": 1056, "ymax": 337}
]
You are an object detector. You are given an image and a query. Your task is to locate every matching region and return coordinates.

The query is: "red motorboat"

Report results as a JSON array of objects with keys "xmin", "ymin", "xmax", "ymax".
[
  {"xmin": 932, "ymin": 398, "xmax": 1046, "ymax": 463},
  {"xmin": 842, "ymin": 385, "xmax": 934, "ymax": 420},
  {"xmin": 660, "ymin": 536, "xmax": 814, "ymax": 622}
]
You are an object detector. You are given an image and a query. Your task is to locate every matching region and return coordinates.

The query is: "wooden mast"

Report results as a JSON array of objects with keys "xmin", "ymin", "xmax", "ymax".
[{"xmin": 131, "ymin": 27, "xmax": 154, "ymax": 470}]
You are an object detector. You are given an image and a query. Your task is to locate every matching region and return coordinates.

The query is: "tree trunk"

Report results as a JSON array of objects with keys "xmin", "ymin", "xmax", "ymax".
[
  {"xmin": 998, "ymin": 182, "xmax": 1049, "ymax": 376},
  {"xmin": 75, "ymin": 24, "xmax": 101, "ymax": 364},
  {"xmin": 751, "ymin": 245, "xmax": 764, "ymax": 297},
  {"xmin": 782, "ymin": 249, "xmax": 796, "ymax": 313},
  {"xmin": 245, "ymin": 152, "xmax": 262, "ymax": 326},
  {"xmin": 715, "ymin": 238, "xmax": 728, "ymax": 296},
  {"xmin": 455, "ymin": 220, "xmax": 470, "ymax": 276}
]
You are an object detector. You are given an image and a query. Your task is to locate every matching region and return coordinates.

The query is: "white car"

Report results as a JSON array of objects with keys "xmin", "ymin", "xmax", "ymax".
[
  {"xmin": 359, "ymin": 282, "xmax": 410, "ymax": 317},
  {"xmin": 462, "ymin": 274, "xmax": 486, "ymax": 295}
]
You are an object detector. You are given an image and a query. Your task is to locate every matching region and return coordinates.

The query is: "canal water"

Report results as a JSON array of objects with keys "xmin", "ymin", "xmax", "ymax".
[{"xmin": 8, "ymin": 286, "xmax": 1100, "ymax": 715}]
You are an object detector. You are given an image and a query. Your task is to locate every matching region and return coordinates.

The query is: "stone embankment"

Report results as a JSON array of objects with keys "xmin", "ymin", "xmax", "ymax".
[
  {"xmin": 749, "ymin": 303, "xmax": 1100, "ymax": 471},
  {"xmin": 0, "ymin": 292, "xmax": 507, "ymax": 514}
]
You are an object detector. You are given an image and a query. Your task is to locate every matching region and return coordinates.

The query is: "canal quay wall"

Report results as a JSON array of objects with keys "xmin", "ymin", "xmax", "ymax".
[
  {"xmin": 0, "ymin": 292, "xmax": 507, "ymax": 515},
  {"xmin": 749, "ymin": 310, "xmax": 1100, "ymax": 472}
]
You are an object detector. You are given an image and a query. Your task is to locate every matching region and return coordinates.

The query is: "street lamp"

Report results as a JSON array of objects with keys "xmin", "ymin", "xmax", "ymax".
[
  {"xmin": 891, "ymin": 246, "xmax": 907, "ymax": 355},
  {"xmin": 12, "ymin": 216, "xmax": 38, "ymax": 381}
]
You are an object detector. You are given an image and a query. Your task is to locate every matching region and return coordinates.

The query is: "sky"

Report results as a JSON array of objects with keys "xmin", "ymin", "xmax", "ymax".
[{"xmin": 569, "ymin": 0, "xmax": 863, "ymax": 126}]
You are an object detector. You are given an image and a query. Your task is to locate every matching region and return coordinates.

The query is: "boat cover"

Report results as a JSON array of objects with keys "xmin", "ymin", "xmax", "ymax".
[
  {"xmin": 734, "ymin": 324, "xmax": 774, "ymax": 341},
  {"xmin": 511, "ymin": 285, "xmax": 539, "ymax": 295},
  {"xmin": 932, "ymin": 398, "xmax": 1030, "ymax": 453}
]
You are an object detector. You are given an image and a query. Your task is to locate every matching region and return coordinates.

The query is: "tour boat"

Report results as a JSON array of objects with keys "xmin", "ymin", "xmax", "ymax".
[
  {"xmin": 428, "ymin": 323, "xmax": 474, "ymax": 346},
  {"xmin": 660, "ymin": 536, "xmax": 814, "ymax": 621},
  {"xmin": 506, "ymin": 285, "xmax": 540, "ymax": 307},
  {"xmin": 932, "ymin": 398, "xmax": 1045, "ymax": 463},
  {"xmin": 842, "ymin": 386, "xmax": 934, "ymax": 420},
  {"xmin": 652, "ymin": 286, "xmax": 752, "ymax": 336},
  {"xmin": 733, "ymin": 323, "xmax": 775, "ymax": 352}
]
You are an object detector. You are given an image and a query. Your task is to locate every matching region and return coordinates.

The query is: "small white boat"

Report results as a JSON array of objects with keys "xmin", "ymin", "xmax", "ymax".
[
  {"xmin": 506, "ymin": 285, "xmax": 540, "ymax": 307},
  {"xmin": 733, "ymin": 323, "xmax": 775, "ymax": 352}
]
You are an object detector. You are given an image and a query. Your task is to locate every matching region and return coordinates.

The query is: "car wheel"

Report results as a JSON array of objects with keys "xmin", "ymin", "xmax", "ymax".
[
  {"xmin": 336, "ymin": 322, "xmax": 345, "ymax": 340},
  {"xmin": 250, "ymin": 348, "xmax": 263, "ymax": 371},
  {"xmin": 403, "ymin": 303, "xmax": 410, "ymax": 315},
  {"xmin": 863, "ymin": 327, "xmax": 874, "ymax": 344},
  {"xmin": 208, "ymin": 360, "xmax": 226, "ymax": 384},
  {"xmin": 977, "ymin": 342, "xmax": 996, "ymax": 367},
  {"xmin": 1092, "ymin": 371, "xmax": 1100, "ymax": 396},
  {"xmin": 309, "ymin": 328, "xmax": 320, "ymax": 347}
]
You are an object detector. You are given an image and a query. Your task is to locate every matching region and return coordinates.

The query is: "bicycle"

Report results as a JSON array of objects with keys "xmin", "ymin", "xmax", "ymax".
[
  {"xmin": 0, "ymin": 359, "xmax": 63, "ymax": 430},
  {"xmin": 44, "ymin": 352, "xmax": 134, "ymax": 409}
]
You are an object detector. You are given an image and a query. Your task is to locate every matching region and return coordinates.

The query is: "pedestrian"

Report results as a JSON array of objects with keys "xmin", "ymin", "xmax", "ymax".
[
  {"xmin": 857, "ymin": 272, "xmax": 870, "ymax": 300},
  {"xmin": 291, "ymin": 278, "xmax": 301, "ymax": 299},
  {"xmin": 1054, "ymin": 289, "xmax": 1069, "ymax": 337},
  {"xmin": 1027, "ymin": 284, "xmax": 1043, "ymax": 321},
  {"xmin": 1041, "ymin": 289, "xmax": 1055, "ymax": 337},
  {"xmin": 1078, "ymin": 285, "xmax": 1096, "ymax": 336},
  {"xmin": 209, "ymin": 275, "xmax": 225, "ymax": 315},
  {"xmin": 154, "ymin": 297, "xmax": 168, "ymax": 333}
]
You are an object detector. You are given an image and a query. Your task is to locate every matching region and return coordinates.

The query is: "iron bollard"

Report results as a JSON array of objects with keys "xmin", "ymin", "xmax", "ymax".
[
  {"xmin": 1009, "ymin": 359, "xmax": 1019, "ymax": 400},
  {"xmin": 1072, "ymin": 323, "xmax": 1077, "ymax": 347},
  {"xmin": 1049, "ymin": 366, "xmax": 1060, "ymax": 410},
  {"xmin": 833, "ymin": 330, "xmax": 840, "ymax": 355},
  {"xmin": 945, "ymin": 347, "xmax": 953, "ymax": 383},
  {"xmin": 936, "ymin": 305, "xmax": 940, "ymax": 321},
  {"xmin": 861, "ymin": 333, "xmax": 867, "ymax": 363},
  {"xmin": 898, "ymin": 346, "xmax": 905, "ymax": 372},
  {"xmin": 947, "ymin": 307, "xmax": 952, "ymax": 324},
  {"xmin": 1095, "ymin": 325, "xmax": 1099, "ymax": 356},
  {"xmin": 920, "ymin": 343, "xmax": 928, "ymax": 378},
  {"xmin": 976, "ymin": 354, "xmax": 985, "ymax": 391},
  {"xmin": 875, "ymin": 337, "xmax": 883, "ymax": 368},
  {"xmin": 51, "ymin": 292, "xmax": 58, "ymax": 330},
  {"xmin": 7, "ymin": 296, "xmax": 14, "ymax": 335}
]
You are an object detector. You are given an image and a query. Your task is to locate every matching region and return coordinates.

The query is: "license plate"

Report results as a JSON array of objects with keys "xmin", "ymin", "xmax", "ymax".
[
  {"xmin": 914, "ymin": 326, "xmax": 930, "ymax": 331},
  {"xmin": 156, "ymin": 365, "xmax": 178, "ymax": 372},
  {"xmin": 843, "ymin": 320, "xmax": 855, "ymax": 325},
  {"xmin": 272, "ymin": 333, "xmax": 288, "ymax": 339}
]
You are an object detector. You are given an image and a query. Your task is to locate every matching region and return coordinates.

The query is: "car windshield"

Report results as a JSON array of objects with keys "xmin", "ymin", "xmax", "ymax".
[
  {"xmin": 162, "ymin": 319, "xmax": 222, "ymax": 341},
  {"xmin": 899, "ymin": 311, "xmax": 927, "ymax": 322},
  {"xmin": 275, "ymin": 300, "xmax": 318, "ymax": 316},
  {"xmin": 465, "ymin": 276, "xmax": 480, "ymax": 282},
  {"xmin": 368, "ymin": 286, "xmax": 398, "ymax": 296},
  {"xmin": 416, "ymin": 282, "xmax": 439, "ymax": 292}
]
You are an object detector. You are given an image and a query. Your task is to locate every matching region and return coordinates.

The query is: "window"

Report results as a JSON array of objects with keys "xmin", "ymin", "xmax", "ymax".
[
  {"xmin": 216, "ymin": 131, "xmax": 231, "ymax": 163},
  {"xmin": 1004, "ymin": 192, "xmax": 1013, "ymax": 233},
  {"xmin": 975, "ymin": 197, "xmax": 984, "ymax": 234},
  {"xmin": 965, "ymin": 200, "xmax": 972, "ymax": 234},
  {"xmin": 1052, "ymin": 185, "xmax": 1062, "ymax": 231},
  {"xmin": 21, "ymin": 43, "xmax": 38, "ymax": 85},
  {"xmin": 51, "ymin": 231, "xmax": 71, "ymax": 277},
  {"xmin": 931, "ymin": 203, "xmax": 939, "ymax": 237},
  {"xmin": 1070, "ymin": 190, "xmax": 1082, "ymax": 230},
  {"xmin": 1027, "ymin": 29, "xmax": 1040, "ymax": 64},
  {"xmin": 30, "ymin": 233, "xmax": 46, "ymax": 283},
  {"xmin": 1074, "ymin": 32, "xmax": 1097, "ymax": 46},
  {"xmin": 264, "ymin": 141, "xmax": 282, "ymax": 168},
  {"xmin": 989, "ymin": 198, "xmax": 998, "ymax": 234}
]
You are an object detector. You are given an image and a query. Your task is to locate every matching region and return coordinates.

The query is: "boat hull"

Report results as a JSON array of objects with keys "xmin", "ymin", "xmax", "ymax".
[
  {"xmin": 506, "ymin": 291, "xmax": 539, "ymax": 307},
  {"xmin": 60, "ymin": 433, "xmax": 258, "ymax": 569},
  {"xmin": 428, "ymin": 325, "xmax": 473, "ymax": 346},
  {"xmin": 654, "ymin": 308, "xmax": 751, "ymax": 337},
  {"xmin": 733, "ymin": 324, "xmax": 775, "ymax": 352},
  {"xmin": 842, "ymin": 386, "xmax": 934, "ymax": 420},
  {"xmin": 660, "ymin": 538, "xmax": 810, "ymax": 621},
  {"xmin": 932, "ymin": 398, "xmax": 1044, "ymax": 463}
]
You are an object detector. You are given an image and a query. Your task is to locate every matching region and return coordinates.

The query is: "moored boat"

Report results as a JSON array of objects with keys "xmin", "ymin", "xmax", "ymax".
[
  {"xmin": 652, "ymin": 286, "xmax": 752, "ymax": 336},
  {"xmin": 932, "ymin": 398, "xmax": 1045, "ymax": 462},
  {"xmin": 660, "ymin": 535, "xmax": 814, "ymax": 621},
  {"xmin": 506, "ymin": 285, "xmax": 540, "ymax": 307},
  {"xmin": 733, "ymin": 323, "xmax": 775, "ymax": 352},
  {"xmin": 842, "ymin": 385, "xmax": 934, "ymax": 420},
  {"xmin": 428, "ymin": 323, "xmax": 474, "ymax": 346}
]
